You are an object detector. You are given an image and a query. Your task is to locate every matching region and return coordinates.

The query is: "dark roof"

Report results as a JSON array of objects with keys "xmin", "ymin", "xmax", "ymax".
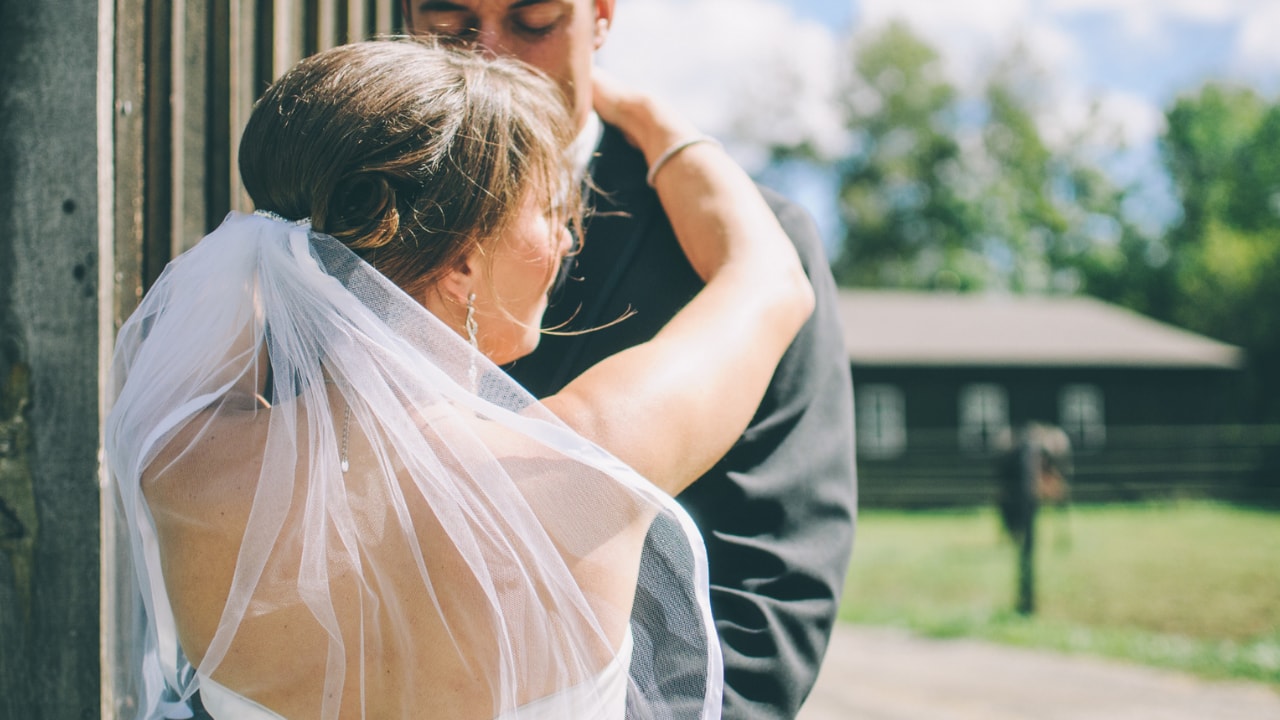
[{"xmin": 837, "ymin": 290, "xmax": 1245, "ymax": 369}]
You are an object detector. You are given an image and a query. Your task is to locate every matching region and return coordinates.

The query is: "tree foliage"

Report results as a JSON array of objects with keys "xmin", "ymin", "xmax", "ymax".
[
  {"xmin": 1152, "ymin": 85, "xmax": 1280, "ymax": 420},
  {"xmin": 833, "ymin": 24, "xmax": 1140, "ymax": 295},
  {"xmin": 833, "ymin": 21, "xmax": 977, "ymax": 288}
]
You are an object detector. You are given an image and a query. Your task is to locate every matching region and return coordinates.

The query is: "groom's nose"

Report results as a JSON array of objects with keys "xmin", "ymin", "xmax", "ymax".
[{"xmin": 470, "ymin": 26, "xmax": 513, "ymax": 59}]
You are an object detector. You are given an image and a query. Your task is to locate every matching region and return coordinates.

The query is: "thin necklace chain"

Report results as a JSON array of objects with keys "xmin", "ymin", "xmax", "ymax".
[
  {"xmin": 340, "ymin": 402, "xmax": 350, "ymax": 473},
  {"xmin": 326, "ymin": 374, "xmax": 351, "ymax": 474}
]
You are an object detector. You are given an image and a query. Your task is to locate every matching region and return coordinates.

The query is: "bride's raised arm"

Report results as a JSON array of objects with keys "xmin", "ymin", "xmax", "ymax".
[{"xmin": 541, "ymin": 72, "xmax": 815, "ymax": 496}]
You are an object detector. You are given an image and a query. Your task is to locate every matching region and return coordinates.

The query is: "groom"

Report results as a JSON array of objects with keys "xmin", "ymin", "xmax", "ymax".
[{"xmin": 404, "ymin": 2, "xmax": 857, "ymax": 717}]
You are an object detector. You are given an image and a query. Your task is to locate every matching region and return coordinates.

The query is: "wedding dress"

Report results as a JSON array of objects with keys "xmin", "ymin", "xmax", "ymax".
[
  {"xmin": 197, "ymin": 629, "xmax": 631, "ymax": 719},
  {"xmin": 105, "ymin": 212, "xmax": 721, "ymax": 719},
  {"xmin": 198, "ymin": 629, "xmax": 632, "ymax": 719}
]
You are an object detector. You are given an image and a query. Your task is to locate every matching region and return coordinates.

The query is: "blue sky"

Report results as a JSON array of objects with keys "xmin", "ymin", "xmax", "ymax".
[
  {"xmin": 600, "ymin": 0, "xmax": 1280, "ymax": 247},
  {"xmin": 788, "ymin": 0, "xmax": 1278, "ymax": 102},
  {"xmin": 787, "ymin": 0, "xmax": 853, "ymax": 28}
]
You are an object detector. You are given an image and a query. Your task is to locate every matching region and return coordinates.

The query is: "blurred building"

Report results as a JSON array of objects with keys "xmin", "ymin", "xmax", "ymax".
[{"xmin": 839, "ymin": 290, "xmax": 1277, "ymax": 506}]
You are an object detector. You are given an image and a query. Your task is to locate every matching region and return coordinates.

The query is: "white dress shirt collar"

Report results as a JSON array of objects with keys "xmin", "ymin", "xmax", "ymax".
[{"xmin": 567, "ymin": 111, "xmax": 605, "ymax": 180}]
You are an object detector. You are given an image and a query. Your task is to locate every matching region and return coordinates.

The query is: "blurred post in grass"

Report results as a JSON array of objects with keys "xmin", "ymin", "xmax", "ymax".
[{"xmin": 996, "ymin": 423, "xmax": 1074, "ymax": 615}]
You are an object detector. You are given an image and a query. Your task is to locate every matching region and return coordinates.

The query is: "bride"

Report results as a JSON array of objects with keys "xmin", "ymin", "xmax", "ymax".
[{"xmin": 106, "ymin": 39, "xmax": 812, "ymax": 720}]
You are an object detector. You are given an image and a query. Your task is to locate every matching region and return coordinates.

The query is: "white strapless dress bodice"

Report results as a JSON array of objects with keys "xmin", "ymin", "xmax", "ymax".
[
  {"xmin": 493, "ymin": 629, "xmax": 631, "ymax": 720},
  {"xmin": 198, "ymin": 630, "xmax": 633, "ymax": 720},
  {"xmin": 199, "ymin": 676, "xmax": 282, "ymax": 720}
]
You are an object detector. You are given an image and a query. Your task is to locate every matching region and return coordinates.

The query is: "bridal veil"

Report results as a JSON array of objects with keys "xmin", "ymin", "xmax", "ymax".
[{"xmin": 105, "ymin": 212, "xmax": 722, "ymax": 719}]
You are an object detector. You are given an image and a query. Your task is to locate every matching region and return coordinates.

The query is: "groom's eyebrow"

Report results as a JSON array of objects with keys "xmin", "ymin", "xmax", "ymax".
[
  {"xmin": 414, "ymin": 0, "xmax": 554, "ymax": 11},
  {"xmin": 411, "ymin": 0, "xmax": 474, "ymax": 13},
  {"xmin": 413, "ymin": 1, "xmax": 469, "ymax": 11}
]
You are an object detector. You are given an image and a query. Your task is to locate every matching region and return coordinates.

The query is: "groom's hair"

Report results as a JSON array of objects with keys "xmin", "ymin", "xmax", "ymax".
[{"xmin": 239, "ymin": 38, "xmax": 580, "ymax": 299}]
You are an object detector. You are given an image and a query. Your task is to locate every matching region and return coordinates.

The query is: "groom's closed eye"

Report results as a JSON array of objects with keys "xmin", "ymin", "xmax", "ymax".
[
  {"xmin": 412, "ymin": 1, "xmax": 570, "ymax": 41},
  {"xmin": 509, "ymin": 2, "xmax": 568, "ymax": 36},
  {"xmin": 412, "ymin": 2, "xmax": 478, "ymax": 38}
]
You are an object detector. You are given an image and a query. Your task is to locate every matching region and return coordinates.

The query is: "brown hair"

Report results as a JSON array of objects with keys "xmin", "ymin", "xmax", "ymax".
[{"xmin": 239, "ymin": 39, "xmax": 579, "ymax": 298}]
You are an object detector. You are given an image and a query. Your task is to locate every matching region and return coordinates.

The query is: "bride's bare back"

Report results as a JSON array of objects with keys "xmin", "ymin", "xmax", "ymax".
[{"xmin": 144, "ymin": 389, "xmax": 646, "ymax": 718}]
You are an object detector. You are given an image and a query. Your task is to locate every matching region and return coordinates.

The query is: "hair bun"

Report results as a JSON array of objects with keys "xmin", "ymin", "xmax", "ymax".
[{"xmin": 329, "ymin": 172, "xmax": 400, "ymax": 250}]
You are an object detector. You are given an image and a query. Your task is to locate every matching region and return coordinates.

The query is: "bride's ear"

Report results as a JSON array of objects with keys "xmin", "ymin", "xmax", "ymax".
[
  {"xmin": 435, "ymin": 262, "xmax": 472, "ymax": 305},
  {"xmin": 427, "ymin": 252, "xmax": 480, "ymax": 320}
]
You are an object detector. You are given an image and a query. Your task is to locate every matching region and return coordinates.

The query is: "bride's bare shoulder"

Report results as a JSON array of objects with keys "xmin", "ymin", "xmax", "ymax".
[{"xmin": 140, "ymin": 397, "xmax": 270, "ymax": 509}]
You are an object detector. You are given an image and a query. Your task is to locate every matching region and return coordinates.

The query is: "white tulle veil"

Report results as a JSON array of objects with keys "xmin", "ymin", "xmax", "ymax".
[{"xmin": 105, "ymin": 211, "xmax": 722, "ymax": 719}]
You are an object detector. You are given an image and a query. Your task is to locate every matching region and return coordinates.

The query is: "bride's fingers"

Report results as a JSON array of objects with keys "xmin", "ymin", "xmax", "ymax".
[
  {"xmin": 591, "ymin": 69, "xmax": 698, "ymax": 161},
  {"xmin": 591, "ymin": 69, "xmax": 637, "ymax": 135}
]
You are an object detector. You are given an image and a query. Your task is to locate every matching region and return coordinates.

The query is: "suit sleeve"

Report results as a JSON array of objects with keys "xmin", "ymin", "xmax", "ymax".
[{"xmin": 677, "ymin": 189, "xmax": 857, "ymax": 719}]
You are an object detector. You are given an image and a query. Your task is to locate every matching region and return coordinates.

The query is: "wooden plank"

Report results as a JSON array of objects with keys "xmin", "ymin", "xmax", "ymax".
[
  {"xmin": 228, "ymin": 0, "xmax": 256, "ymax": 212},
  {"xmin": 114, "ymin": 0, "xmax": 147, "ymax": 319},
  {"xmin": 101, "ymin": 0, "xmax": 152, "ymax": 713},
  {"xmin": 374, "ymin": 0, "xmax": 394, "ymax": 35},
  {"xmin": 144, "ymin": 0, "xmax": 174, "ymax": 285},
  {"xmin": 347, "ymin": 0, "xmax": 368, "ymax": 41},
  {"xmin": 317, "ymin": 0, "xmax": 339, "ymax": 50},
  {"xmin": 173, "ymin": 0, "xmax": 211, "ymax": 248},
  {"xmin": 0, "ymin": 0, "xmax": 105, "ymax": 715},
  {"xmin": 205, "ymin": 0, "xmax": 233, "ymax": 223},
  {"xmin": 273, "ymin": 0, "xmax": 304, "ymax": 79}
]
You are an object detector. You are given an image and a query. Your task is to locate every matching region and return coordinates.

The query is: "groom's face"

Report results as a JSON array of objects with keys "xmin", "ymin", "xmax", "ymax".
[{"xmin": 404, "ymin": 0, "xmax": 614, "ymax": 130}]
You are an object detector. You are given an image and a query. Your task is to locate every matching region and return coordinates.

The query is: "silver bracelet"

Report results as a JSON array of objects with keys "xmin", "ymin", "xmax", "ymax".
[{"xmin": 645, "ymin": 135, "xmax": 721, "ymax": 187}]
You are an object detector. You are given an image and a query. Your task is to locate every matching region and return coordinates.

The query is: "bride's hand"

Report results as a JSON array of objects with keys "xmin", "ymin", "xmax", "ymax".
[
  {"xmin": 591, "ymin": 69, "xmax": 736, "ymax": 282},
  {"xmin": 591, "ymin": 70, "xmax": 697, "ymax": 169}
]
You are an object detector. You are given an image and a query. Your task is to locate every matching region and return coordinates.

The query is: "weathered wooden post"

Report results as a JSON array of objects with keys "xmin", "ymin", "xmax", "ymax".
[
  {"xmin": 997, "ymin": 423, "xmax": 1073, "ymax": 616},
  {"xmin": 997, "ymin": 424, "xmax": 1043, "ymax": 616},
  {"xmin": 0, "ymin": 0, "xmax": 107, "ymax": 716},
  {"xmin": 1013, "ymin": 434, "xmax": 1040, "ymax": 616}
]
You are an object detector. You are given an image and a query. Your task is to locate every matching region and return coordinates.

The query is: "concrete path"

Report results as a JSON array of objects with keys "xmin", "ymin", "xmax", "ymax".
[{"xmin": 797, "ymin": 625, "xmax": 1280, "ymax": 720}]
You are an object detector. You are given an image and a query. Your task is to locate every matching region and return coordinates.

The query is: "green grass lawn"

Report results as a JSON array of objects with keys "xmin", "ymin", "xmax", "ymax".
[{"xmin": 840, "ymin": 501, "xmax": 1280, "ymax": 686}]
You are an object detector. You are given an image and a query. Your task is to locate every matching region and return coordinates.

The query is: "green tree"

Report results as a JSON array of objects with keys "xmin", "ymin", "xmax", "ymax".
[
  {"xmin": 977, "ymin": 47, "xmax": 1073, "ymax": 293},
  {"xmin": 835, "ymin": 26, "xmax": 1141, "ymax": 295},
  {"xmin": 833, "ymin": 21, "xmax": 981, "ymax": 289},
  {"xmin": 1164, "ymin": 85, "xmax": 1267, "ymax": 240},
  {"xmin": 1144, "ymin": 85, "xmax": 1268, "ymax": 321},
  {"xmin": 1227, "ymin": 104, "xmax": 1280, "ymax": 232},
  {"xmin": 1152, "ymin": 84, "xmax": 1280, "ymax": 420}
]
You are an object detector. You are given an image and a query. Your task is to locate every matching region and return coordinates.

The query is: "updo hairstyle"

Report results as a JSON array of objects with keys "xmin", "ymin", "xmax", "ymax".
[{"xmin": 238, "ymin": 39, "xmax": 580, "ymax": 298}]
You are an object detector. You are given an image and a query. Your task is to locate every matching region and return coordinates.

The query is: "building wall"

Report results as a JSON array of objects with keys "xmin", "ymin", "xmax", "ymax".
[{"xmin": 851, "ymin": 364, "xmax": 1270, "ymax": 506}]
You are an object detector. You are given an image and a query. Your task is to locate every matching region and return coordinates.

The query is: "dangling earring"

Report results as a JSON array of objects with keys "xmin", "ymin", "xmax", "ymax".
[{"xmin": 465, "ymin": 292, "xmax": 479, "ymax": 389}]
